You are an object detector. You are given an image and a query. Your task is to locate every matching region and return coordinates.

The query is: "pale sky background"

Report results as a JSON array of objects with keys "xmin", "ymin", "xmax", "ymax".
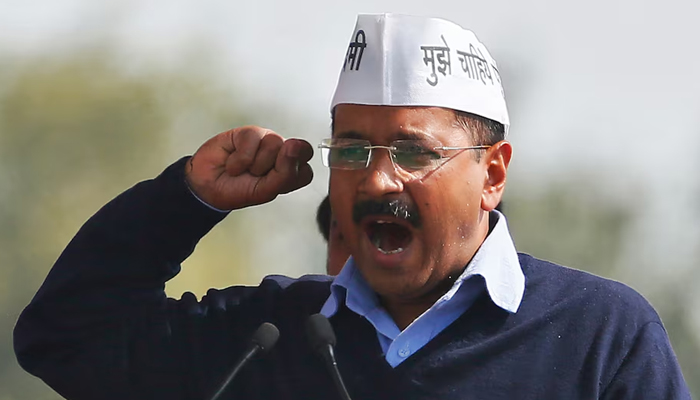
[{"xmin": 1, "ymin": 0, "xmax": 698, "ymax": 285}]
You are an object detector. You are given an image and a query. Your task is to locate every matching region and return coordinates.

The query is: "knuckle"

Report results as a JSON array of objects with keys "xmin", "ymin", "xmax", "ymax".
[
  {"xmin": 264, "ymin": 136, "xmax": 283, "ymax": 149},
  {"xmin": 235, "ymin": 127, "xmax": 261, "ymax": 145},
  {"xmin": 241, "ymin": 125, "xmax": 272, "ymax": 138}
]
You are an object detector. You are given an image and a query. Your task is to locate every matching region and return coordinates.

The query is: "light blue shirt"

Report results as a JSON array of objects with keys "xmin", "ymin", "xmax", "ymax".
[{"xmin": 319, "ymin": 210, "xmax": 525, "ymax": 367}]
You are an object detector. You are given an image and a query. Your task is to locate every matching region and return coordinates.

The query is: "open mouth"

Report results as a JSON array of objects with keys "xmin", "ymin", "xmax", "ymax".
[{"xmin": 364, "ymin": 220, "xmax": 414, "ymax": 255}]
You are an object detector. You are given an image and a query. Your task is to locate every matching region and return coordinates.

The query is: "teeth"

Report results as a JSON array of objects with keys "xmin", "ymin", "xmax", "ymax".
[{"xmin": 379, "ymin": 247, "xmax": 404, "ymax": 255}]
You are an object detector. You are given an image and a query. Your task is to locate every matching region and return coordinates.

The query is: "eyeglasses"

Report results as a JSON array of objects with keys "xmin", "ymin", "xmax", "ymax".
[{"xmin": 318, "ymin": 138, "xmax": 491, "ymax": 171}]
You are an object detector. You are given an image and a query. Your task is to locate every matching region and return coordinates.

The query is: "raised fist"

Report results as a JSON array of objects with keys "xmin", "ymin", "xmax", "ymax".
[{"xmin": 185, "ymin": 126, "xmax": 314, "ymax": 211}]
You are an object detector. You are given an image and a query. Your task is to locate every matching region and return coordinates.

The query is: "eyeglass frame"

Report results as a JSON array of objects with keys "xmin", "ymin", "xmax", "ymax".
[{"xmin": 317, "ymin": 138, "xmax": 492, "ymax": 171}]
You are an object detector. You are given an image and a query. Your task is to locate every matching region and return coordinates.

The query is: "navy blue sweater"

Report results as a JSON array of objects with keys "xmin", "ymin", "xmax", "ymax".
[{"xmin": 14, "ymin": 158, "xmax": 690, "ymax": 399}]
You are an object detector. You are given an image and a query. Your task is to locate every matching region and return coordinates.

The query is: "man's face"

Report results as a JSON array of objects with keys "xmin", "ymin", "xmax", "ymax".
[
  {"xmin": 327, "ymin": 217, "xmax": 350, "ymax": 275},
  {"xmin": 330, "ymin": 104, "xmax": 506, "ymax": 305}
]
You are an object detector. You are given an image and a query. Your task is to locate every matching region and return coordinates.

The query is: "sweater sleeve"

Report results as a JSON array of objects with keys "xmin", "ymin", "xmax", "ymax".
[
  {"xmin": 601, "ymin": 321, "xmax": 691, "ymax": 400},
  {"xmin": 13, "ymin": 157, "xmax": 278, "ymax": 400}
]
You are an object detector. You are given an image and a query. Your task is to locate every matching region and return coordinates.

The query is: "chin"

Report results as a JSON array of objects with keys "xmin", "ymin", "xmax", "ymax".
[{"xmin": 358, "ymin": 260, "xmax": 427, "ymax": 298}]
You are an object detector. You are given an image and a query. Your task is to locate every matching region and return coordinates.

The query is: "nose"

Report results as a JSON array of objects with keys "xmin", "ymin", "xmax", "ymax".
[{"xmin": 357, "ymin": 148, "xmax": 404, "ymax": 197}]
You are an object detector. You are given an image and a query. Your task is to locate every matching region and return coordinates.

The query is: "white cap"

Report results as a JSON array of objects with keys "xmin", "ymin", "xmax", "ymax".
[{"xmin": 331, "ymin": 14, "xmax": 509, "ymax": 133}]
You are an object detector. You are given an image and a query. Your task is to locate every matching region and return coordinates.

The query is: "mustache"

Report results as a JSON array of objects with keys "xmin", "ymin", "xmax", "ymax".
[{"xmin": 352, "ymin": 198, "xmax": 421, "ymax": 228}]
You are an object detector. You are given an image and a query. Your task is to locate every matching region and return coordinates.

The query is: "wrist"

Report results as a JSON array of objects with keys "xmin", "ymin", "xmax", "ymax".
[{"xmin": 183, "ymin": 156, "xmax": 231, "ymax": 213}]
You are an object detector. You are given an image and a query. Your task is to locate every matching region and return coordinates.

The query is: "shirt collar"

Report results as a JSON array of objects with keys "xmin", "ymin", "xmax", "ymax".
[{"xmin": 320, "ymin": 210, "xmax": 525, "ymax": 317}]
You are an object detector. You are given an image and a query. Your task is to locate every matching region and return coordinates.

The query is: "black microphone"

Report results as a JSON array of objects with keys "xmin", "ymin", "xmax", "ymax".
[
  {"xmin": 209, "ymin": 322, "xmax": 280, "ymax": 400},
  {"xmin": 306, "ymin": 314, "xmax": 353, "ymax": 400}
]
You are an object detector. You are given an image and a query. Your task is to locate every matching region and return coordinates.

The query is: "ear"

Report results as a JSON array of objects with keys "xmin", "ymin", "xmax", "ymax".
[{"xmin": 481, "ymin": 141, "xmax": 512, "ymax": 211}]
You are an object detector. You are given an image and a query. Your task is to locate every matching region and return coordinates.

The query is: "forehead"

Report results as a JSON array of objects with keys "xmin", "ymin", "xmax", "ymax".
[{"xmin": 332, "ymin": 104, "xmax": 464, "ymax": 142}]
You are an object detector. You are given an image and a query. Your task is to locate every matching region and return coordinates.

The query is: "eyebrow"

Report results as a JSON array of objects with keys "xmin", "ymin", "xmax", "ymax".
[
  {"xmin": 334, "ymin": 130, "xmax": 430, "ymax": 141},
  {"xmin": 334, "ymin": 130, "xmax": 365, "ymax": 140},
  {"xmin": 394, "ymin": 131, "xmax": 427, "ymax": 141}
]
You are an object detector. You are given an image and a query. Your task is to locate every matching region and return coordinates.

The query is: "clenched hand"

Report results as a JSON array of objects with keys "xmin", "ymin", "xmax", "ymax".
[{"xmin": 185, "ymin": 126, "xmax": 314, "ymax": 211}]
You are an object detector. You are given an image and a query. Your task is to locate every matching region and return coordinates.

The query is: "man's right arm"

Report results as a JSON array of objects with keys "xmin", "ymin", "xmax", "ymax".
[
  {"xmin": 13, "ymin": 156, "xmax": 233, "ymax": 399},
  {"xmin": 14, "ymin": 127, "xmax": 315, "ymax": 400}
]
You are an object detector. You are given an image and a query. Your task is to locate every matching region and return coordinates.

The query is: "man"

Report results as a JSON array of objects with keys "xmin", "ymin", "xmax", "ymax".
[
  {"xmin": 316, "ymin": 195, "xmax": 350, "ymax": 275},
  {"xmin": 14, "ymin": 14, "xmax": 689, "ymax": 400}
]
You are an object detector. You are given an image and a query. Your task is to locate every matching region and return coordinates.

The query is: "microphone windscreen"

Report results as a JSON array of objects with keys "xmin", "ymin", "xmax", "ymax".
[
  {"xmin": 306, "ymin": 313, "xmax": 337, "ymax": 351},
  {"xmin": 251, "ymin": 322, "xmax": 280, "ymax": 352}
]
